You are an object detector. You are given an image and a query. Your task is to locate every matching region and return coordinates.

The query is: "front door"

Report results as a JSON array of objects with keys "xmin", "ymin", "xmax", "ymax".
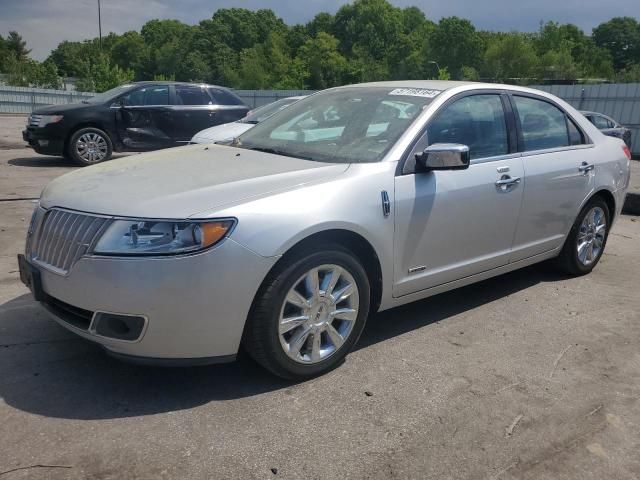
[
  {"xmin": 509, "ymin": 94, "xmax": 595, "ymax": 261},
  {"xmin": 394, "ymin": 93, "xmax": 524, "ymax": 297},
  {"xmin": 116, "ymin": 84, "xmax": 175, "ymax": 150}
]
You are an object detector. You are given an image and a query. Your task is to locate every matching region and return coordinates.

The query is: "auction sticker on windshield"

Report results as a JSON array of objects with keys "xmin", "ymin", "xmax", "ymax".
[{"xmin": 389, "ymin": 88, "xmax": 442, "ymax": 98}]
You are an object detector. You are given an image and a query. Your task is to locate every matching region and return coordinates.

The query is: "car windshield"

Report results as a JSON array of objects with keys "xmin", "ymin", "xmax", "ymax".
[
  {"xmin": 235, "ymin": 87, "xmax": 439, "ymax": 163},
  {"xmin": 82, "ymin": 84, "xmax": 137, "ymax": 104},
  {"xmin": 240, "ymin": 98, "xmax": 302, "ymax": 124}
]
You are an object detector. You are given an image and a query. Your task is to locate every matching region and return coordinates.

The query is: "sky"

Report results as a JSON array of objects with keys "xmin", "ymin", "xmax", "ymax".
[{"xmin": 0, "ymin": 0, "xmax": 638, "ymax": 60}]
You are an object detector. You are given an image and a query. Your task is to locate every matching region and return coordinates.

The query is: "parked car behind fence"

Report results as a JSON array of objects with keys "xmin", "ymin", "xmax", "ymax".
[{"xmin": 581, "ymin": 111, "xmax": 632, "ymax": 147}]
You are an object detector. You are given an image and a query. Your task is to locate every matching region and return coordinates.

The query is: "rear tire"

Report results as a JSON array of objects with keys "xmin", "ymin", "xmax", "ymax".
[
  {"xmin": 556, "ymin": 197, "xmax": 610, "ymax": 276},
  {"xmin": 67, "ymin": 127, "xmax": 113, "ymax": 166},
  {"xmin": 243, "ymin": 245, "xmax": 370, "ymax": 380}
]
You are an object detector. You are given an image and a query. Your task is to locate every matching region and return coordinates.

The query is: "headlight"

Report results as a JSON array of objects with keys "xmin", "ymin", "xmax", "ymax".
[
  {"xmin": 37, "ymin": 115, "xmax": 64, "ymax": 127},
  {"xmin": 93, "ymin": 219, "xmax": 235, "ymax": 256}
]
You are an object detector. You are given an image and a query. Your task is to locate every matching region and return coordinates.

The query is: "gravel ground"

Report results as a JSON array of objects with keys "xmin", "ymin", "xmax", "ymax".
[{"xmin": 0, "ymin": 116, "xmax": 639, "ymax": 479}]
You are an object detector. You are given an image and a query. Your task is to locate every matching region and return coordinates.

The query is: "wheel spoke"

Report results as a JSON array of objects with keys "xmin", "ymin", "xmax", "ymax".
[
  {"xmin": 322, "ymin": 266, "xmax": 342, "ymax": 295},
  {"xmin": 305, "ymin": 268, "xmax": 319, "ymax": 301},
  {"xmin": 279, "ymin": 315, "xmax": 309, "ymax": 334},
  {"xmin": 595, "ymin": 223, "xmax": 606, "ymax": 234},
  {"xmin": 286, "ymin": 289, "xmax": 309, "ymax": 309},
  {"xmin": 587, "ymin": 243, "xmax": 594, "ymax": 262},
  {"xmin": 310, "ymin": 331, "xmax": 322, "ymax": 361},
  {"xmin": 325, "ymin": 325, "xmax": 344, "ymax": 349},
  {"xmin": 331, "ymin": 308, "xmax": 357, "ymax": 322},
  {"xmin": 578, "ymin": 241, "xmax": 589, "ymax": 263},
  {"xmin": 331, "ymin": 283, "xmax": 354, "ymax": 305},
  {"xmin": 288, "ymin": 326, "xmax": 312, "ymax": 357}
]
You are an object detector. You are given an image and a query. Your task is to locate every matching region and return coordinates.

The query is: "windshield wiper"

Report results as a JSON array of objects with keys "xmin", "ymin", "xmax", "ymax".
[{"xmin": 244, "ymin": 146, "xmax": 314, "ymax": 161}]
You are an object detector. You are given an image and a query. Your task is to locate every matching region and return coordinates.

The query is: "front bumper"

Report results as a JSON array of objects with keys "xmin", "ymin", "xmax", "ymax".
[
  {"xmin": 24, "ymin": 238, "xmax": 277, "ymax": 362},
  {"xmin": 23, "ymin": 127, "xmax": 66, "ymax": 156}
]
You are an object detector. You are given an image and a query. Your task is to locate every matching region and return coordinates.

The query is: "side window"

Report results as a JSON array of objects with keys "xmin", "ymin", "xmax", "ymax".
[
  {"xmin": 121, "ymin": 88, "xmax": 145, "ymax": 106},
  {"xmin": 144, "ymin": 86, "xmax": 169, "ymax": 105},
  {"xmin": 567, "ymin": 117, "xmax": 585, "ymax": 146},
  {"xmin": 426, "ymin": 94, "xmax": 509, "ymax": 160},
  {"xmin": 208, "ymin": 88, "xmax": 244, "ymax": 106},
  {"xmin": 175, "ymin": 85, "xmax": 213, "ymax": 106},
  {"xmin": 513, "ymin": 96, "xmax": 569, "ymax": 151}
]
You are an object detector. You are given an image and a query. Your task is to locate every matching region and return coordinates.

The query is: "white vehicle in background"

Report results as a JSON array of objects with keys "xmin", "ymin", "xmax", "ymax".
[{"xmin": 190, "ymin": 96, "xmax": 306, "ymax": 144}]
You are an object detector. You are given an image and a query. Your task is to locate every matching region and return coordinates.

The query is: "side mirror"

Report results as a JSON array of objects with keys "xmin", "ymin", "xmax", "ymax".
[{"xmin": 416, "ymin": 143, "xmax": 470, "ymax": 171}]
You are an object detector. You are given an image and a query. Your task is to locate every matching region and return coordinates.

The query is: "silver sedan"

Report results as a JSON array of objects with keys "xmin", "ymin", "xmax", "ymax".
[{"xmin": 19, "ymin": 81, "xmax": 632, "ymax": 379}]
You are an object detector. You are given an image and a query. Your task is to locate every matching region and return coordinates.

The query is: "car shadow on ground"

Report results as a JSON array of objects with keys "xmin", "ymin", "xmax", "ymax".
[
  {"xmin": 0, "ymin": 263, "xmax": 569, "ymax": 421},
  {"xmin": 8, "ymin": 156, "xmax": 76, "ymax": 168}
]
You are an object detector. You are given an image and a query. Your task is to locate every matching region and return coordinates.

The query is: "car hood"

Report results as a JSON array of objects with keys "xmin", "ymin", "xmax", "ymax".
[
  {"xmin": 32, "ymin": 103, "xmax": 96, "ymax": 115},
  {"xmin": 40, "ymin": 144, "xmax": 350, "ymax": 218},
  {"xmin": 191, "ymin": 122, "xmax": 254, "ymax": 144}
]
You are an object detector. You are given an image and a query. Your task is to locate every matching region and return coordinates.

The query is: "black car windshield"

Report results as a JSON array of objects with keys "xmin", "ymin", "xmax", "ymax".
[
  {"xmin": 235, "ymin": 87, "xmax": 439, "ymax": 163},
  {"xmin": 83, "ymin": 84, "xmax": 137, "ymax": 104},
  {"xmin": 240, "ymin": 97, "xmax": 303, "ymax": 124}
]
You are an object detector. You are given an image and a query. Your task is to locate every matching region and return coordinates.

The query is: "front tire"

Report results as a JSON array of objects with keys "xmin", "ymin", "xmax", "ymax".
[
  {"xmin": 556, "ymin": 197, "xmax": 610, "ymax": 275},
  {"xmin": 67, "ymin": 127, "xmax": 113, "ymax": 166},
  {"xmin": 243, "ymin": 246, "xmax": 371, "ymax": 380}
]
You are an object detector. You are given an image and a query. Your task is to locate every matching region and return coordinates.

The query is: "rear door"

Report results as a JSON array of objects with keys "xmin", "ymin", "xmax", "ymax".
[
  {"xmin": 207, "ymin": 87, "xmax": 250, "ymax": 125},
  {"xmin": 115, "ymin": 85, "xmax": 174, "ymax": 150},
  {"xmin": 509, "ymin": 94, "xmax": 595, "ymax": 261},
  {"xmin": 171, "ymin": 84, "xmax": 218, "ymax": 143}
]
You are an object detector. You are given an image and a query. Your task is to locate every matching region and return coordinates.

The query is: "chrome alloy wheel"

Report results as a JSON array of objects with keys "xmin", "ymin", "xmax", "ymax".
[
  {"xmin": 278, "ymin": 264, "xmax": 359, "ymax": 364},
  {"xmin": 577, "ymin": 206, "xmax": 607, "ymax": 266},
  {"xmin": 76, "ymin": 132, "xmax": 108, "ymax": 163}
]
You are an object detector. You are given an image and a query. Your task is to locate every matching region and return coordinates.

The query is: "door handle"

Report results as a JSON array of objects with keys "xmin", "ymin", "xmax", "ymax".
[
  {"xmin": 495, "ymin": 176, "xmax": 521, "ymax": 189},
  {"xmin": 579, "ymin": 162, "xmax": 594, "ymax": 174}
]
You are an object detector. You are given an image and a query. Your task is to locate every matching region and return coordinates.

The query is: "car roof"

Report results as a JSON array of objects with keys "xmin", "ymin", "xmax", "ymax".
[
  {"xmin": 130, "ymin": 81, "xmax": 231, "ymax": 89},
  {"xmin": 336, "ymin": 80, "xmax": 563, "ymax": 98}
]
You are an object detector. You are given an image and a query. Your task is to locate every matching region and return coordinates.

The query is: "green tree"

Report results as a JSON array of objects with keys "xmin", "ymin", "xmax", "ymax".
[
  {"xmin": 484, "ymin": 33, "xmax": 538, "ymax": 81},
  {"xmin": 429, "ymin": 17, "xmax": 483, "ymax": 79},
  {"xmin": 76, "ymin": 54, "xmax": 133, "ymax": 92},
  {"xmin": 6, "ymin": 31, "xmax": 31, "ymax": 60},
  {"xmin": 297, "ymin": 32, "xmax": 348, "ymax": 89},
  {"xmin": 593, "ymin": 17, "xmax": 640, "ymax": 71}
]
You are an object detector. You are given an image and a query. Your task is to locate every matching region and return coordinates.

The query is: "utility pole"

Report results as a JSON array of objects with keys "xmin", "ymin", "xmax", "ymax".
[{"xmin": 98, "ymin": 0, "xmax": 103, "ymax": 50}]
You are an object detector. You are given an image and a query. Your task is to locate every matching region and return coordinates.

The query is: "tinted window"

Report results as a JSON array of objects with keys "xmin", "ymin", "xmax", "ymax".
[
  {"xmin": 175, "ymin": 85, "xmax": 212, "ymax": 106},
  {"xmin": 427, "ymin": 94, "xmax": 508, "ymax": 160},
  {"xmin": 122, "ymin": 88, "xmax": 145, "ymax": 106},
  {"xmin": 514, "ymin": 96, "xmax": 571, "ymax": 151},
  {"xmin": 208, "ymin": 88, "xmax": 244, "ymax": 106},
  {"xmin": 592, "ymin": 115, "xmax": 613, "ymax": 129},
  {"xmin": 122, "ymin": 86, "xmax": 169, "ymax": 106},
  {"xmin": 145, "ymin": 86, "xmax": 169, "ymax": 105}
]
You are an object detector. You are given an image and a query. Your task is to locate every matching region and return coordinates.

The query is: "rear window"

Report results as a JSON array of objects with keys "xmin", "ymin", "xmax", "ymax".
[{"xmin": 208, "ymin": 88, "xmax": 245, "ymax": 106}]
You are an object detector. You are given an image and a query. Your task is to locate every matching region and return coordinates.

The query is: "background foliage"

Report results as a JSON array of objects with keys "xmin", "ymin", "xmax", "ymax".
[{"xmin": 1, "ymin": 0, "xmax": 639, "ymax": 92}]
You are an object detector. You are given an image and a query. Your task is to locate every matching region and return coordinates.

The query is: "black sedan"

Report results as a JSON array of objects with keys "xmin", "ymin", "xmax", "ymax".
[
  {"xmin": 23, "ymin": 82, "xmax": 249, "ymax": 165},
  {"xmin": 581, "ymin": 110, "xmax": 632, "ymax": 147}
]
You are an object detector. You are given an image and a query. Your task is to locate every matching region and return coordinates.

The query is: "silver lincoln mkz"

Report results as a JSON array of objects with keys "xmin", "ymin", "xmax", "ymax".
[{"xmin": 18, "ymin": 81, "xmax": 632, "ymax": 379}]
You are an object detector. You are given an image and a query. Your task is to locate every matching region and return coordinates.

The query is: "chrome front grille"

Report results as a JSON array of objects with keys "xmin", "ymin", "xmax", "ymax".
[
  {"xmin": 28, "ymin": 114, "xmax": 43, "ymax": 127},
  {"xmin": 29, "ymin": 209, "xmax": 109, "ymax": 274}
]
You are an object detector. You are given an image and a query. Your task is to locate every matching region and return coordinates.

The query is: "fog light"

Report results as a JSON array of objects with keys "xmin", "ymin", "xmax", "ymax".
[
  {"xmin": 38, "ymin": 140, "xmax": 49, "ymax": 147},
  {"xmin": 93, "ymin": 312, "xmax": 146, "ymax": 341}
]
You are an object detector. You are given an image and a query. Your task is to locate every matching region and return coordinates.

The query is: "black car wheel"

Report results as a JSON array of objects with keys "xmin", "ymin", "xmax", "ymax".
[
  {"xmin": 67, "ymin": 127, "xmax": 113, "ymax": 166},
  {"xmin": 243, "ymin": 245, "xmax": 371, "ymax": 380}
]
